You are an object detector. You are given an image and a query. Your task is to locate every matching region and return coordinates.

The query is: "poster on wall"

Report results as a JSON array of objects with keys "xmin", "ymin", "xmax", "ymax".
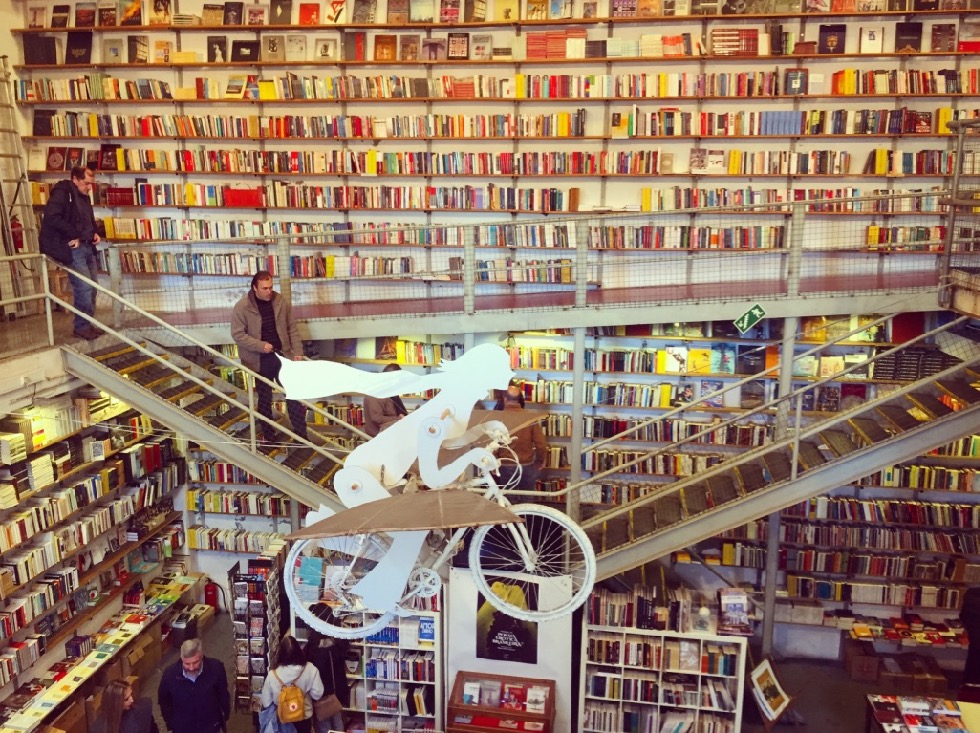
[{"xmin": 476, "ymin": 576, "xmax": 538, "ymax": 664}]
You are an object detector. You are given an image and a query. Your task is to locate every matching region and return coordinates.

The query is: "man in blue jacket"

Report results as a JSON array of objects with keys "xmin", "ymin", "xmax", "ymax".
[
  {"xmin": 158, "ymin": 638, "xmax": 230, "ymax": 733},
  {"xmin": 38, "ymin": 166, "xmax": 102, "ymax": 340}
]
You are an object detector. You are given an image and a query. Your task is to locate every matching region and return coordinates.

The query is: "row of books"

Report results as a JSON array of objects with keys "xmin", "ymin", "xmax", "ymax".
[
  {"xmin": 783, "ymin": 495, "xmax": 980, "ymax": 527},
  {"xmin": 186, "ymin": 488, "xmax": 293, "ymax": 516},
  {"xmin": 723, "ymin": 518, "xmax": 980, "ymax": 555},
  {"xmin": 785, "ymin": 574, "xmax": 965, "ymax": 608},
  {"xmin": 186, "ymin": 526, "xmax": 286, "ymax": 553},
  {"xmin": 23, "ymin": 65, "xmax": 980, "ymax": 104},
  {"xmin": 22, "ymin": 0, "xmax": 979, "ymax": 31},
  {"xmin": 364, "ymin": 650, "xmax": 436, "ymax": 681},
  {"xmin": 715, "ymin": 540, "xmax": 980, "ymax": 583},
  {"xmin": 863, "ymin": 148, "xmax": 959, "ymax": 176},
  {"xmin": 33, "ymin": 108, "xmax": 592, "ymax": 140},
  {"xmin": 930, "ymin": 434, "xmax": 980, "ymax": 459}
]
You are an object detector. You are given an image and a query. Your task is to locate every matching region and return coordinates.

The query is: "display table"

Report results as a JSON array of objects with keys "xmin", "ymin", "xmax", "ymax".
[{"xmin": 866, "ymin": 694, "xmax": 980, "ymax": 733}]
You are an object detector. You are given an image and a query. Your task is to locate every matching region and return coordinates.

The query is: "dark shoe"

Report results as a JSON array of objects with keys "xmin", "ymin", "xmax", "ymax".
[
  {"xmin": 87, "ymin": 325, "xmax": 104, "ymax": 335},
  {"xmin": 72, "ymin": 327, "xmax": 99, "ymax": 340}
]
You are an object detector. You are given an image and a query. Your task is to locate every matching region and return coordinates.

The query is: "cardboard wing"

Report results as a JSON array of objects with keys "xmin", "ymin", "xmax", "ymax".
[{"xmin": 287, "ymin": 489, "xmax": 522, "ymax": 539}]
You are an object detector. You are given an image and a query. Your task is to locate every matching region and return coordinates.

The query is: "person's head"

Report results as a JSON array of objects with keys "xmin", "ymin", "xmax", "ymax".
[
  {"xmin": 103, "ymin": 680, "xmax": 134, "ymax": 733},
  {"xmin": 180, "ymin": 637, "xmax": 205, "ymax": 675},
  {"xmin": 250, "ymin": 271, "xmax": 274, "ymax": 301},
  {"xmin": 70, "ymin": 166, "xmax": 95, "ymax": 195},
  {"xmin": 382, "ymin": 363, "xmax": 402, "ymax": 373},
  {"xmin": 276, "ymin": 634, "xmax": 307, "ymax": 667}
]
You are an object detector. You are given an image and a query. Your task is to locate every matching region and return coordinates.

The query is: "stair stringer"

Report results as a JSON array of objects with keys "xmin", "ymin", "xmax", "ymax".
[
  {"xmin": 594, "ymin": 399, "xmax": 980, "ymax": 580},
  {"xmin": 61, "ymin": 346, "xmax": 345, "ymax": 514}
]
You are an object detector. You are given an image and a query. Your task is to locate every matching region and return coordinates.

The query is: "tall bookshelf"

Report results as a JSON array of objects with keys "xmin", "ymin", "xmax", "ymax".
[
  {"xmin": 13, "ymin": 2, "xmax": 977, "ymax": 308},
  {"xmin": 581, "ymin": 622, "xmax": 747, "ymax": 733},
  {"xmin": 291, "ymin": 601, "xmax": 443, "ymax": 732}
]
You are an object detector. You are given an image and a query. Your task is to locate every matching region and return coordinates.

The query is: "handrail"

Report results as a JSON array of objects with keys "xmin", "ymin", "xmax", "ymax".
[{"xmin": 43, "ymin": 257, "xmax": 368, "ymax": 459}]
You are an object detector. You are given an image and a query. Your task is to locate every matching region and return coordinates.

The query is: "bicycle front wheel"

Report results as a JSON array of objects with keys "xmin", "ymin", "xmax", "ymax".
[
  {"xmin": 284, "ymin": 536, "xmax": 395, "ymax": 640},
  {"xmin": 468, "ymin": 504, "xmax": 596, "ymax": 623}
]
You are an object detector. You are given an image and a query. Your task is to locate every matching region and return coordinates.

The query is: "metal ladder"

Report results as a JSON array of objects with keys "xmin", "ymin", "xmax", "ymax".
[{"xmin": 0, "ymin": 54, "xmax": 42, "ymax": 318}]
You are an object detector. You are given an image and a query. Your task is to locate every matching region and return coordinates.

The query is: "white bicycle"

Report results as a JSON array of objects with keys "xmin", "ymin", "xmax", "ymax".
[{"xmin": 283, "ymin": 433, "xmax": 596, "ymax": 639}]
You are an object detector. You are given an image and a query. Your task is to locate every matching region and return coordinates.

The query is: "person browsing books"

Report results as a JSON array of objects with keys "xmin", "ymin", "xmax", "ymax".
[
  {"xmin": 98, "ymin": 679, "xmax": 159, "ymax": 733},
  {"xmin": 39, "ymin": 166, "xmax": 102, "ymax": 340},
  {"xmin": 261, "ymin": 635, "xmax": 324, "ymax": 733},
  {"xmin": 494, "ymin": 384, "xmax": 548, "ymax": 490},
  {"xmin": 230, "ymin": 271, "xmax": 308, "ymax": 444},
  {"xmin": 362, "ymin": 363, "xmax": 409, "ymax": 437},
  {"xmin": 158, "ymin": 638, "xmax": 230, "ymax": 733}
]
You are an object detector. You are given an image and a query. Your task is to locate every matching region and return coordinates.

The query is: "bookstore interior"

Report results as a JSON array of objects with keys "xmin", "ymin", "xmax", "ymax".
[{"xmin": 5, "ymin": 0, "xmax": 980, "ymax": 731}]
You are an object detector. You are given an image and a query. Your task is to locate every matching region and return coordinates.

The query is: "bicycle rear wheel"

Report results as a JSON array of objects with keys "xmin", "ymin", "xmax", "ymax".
[
  {"xmin": 468, "ymin": 504, "xmax": 595, "ymax": 623},
  {"xmin": 284, "ymin": 536, "xmax": 395, "ymax": 639}
]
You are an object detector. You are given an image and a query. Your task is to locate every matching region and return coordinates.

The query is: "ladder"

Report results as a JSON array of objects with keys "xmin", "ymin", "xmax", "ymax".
[{"xmin": 0, "ymin": 54, "xmax": 42, "ymax": 318}]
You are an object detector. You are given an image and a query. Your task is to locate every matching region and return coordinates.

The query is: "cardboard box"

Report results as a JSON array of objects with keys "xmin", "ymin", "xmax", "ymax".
[
  {"xmin": 85, "ymin": 687, "xmax": 104, "ymax": 731},
  {"xmin": 96, "ymin": 658, "xmax": 125, "ymax": 687},
  {"xmin": 51, "ymin": 699, "xmax": 86, "ymax": 733},
  {"xmin": 843, "ymin": 638, "xmax": 878, "ymax": 682},
  {"xmin": 879, "ymin": 656, "xmax": 915, "ymax": 694}
]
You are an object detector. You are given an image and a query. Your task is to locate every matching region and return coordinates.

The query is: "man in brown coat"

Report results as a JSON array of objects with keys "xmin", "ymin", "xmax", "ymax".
[
  {"xmin": 230, "ymin": 271, "xmax": 307, "ymax": 443},
  {"xmin": 495, "ymin": 385, "xmax": 548, "ymax": 490}
]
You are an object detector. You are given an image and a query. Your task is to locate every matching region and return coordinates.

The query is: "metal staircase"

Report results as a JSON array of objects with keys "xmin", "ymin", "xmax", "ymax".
[
  {"xmin": 582, "ymin": 346, "xmax": 980, "ymax": 582},
  {"xmin": 61, "ymin": 333, "xmax": 353, "ymax": 513}
]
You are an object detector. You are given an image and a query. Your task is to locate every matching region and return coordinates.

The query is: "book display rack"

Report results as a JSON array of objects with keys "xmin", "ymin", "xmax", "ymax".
[
  {"xmin": 581, "ymin": 623, "xmax": 747, "ymax": 733},
  {"xmin": 447, "ymin": 670, "xmax": 556, "ymax": 733},
  {"xmin": 291, "ymin": 601, "xmax": 443, "ymax": 731}
]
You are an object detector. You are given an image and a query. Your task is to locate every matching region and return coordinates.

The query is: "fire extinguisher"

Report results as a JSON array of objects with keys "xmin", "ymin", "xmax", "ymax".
[
  {"xmin": 9, "ymin": 216, "xmax": 23, "ymax": 252},
  {"xmin": 204, "ymin": 578, "xmax": 223, "ymax": 612}
]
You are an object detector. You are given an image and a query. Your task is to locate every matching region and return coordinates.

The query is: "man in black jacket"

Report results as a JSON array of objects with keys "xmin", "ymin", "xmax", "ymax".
[
  {"xmin": 158, "ymin": 638, "xmax": 230, "ymax": 733},
  {"xmin": 39, "ymin": 166, "xmax": 102, "ymax": 340}
]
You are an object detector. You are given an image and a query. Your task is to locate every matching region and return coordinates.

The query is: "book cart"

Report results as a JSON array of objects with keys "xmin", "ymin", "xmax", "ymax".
[{"xmin": 447, "ymin": 671, "xmax": 556, "ymax": 733}]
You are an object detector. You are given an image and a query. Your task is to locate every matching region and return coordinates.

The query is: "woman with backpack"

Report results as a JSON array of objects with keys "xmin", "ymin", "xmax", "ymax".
[
  {"xmin": 304, "ymin": 605, "xmax": 352, "ymax": 733},
  {"xmin": 261, "ymin": 635, "xmax": 324, "ymax": 733}
]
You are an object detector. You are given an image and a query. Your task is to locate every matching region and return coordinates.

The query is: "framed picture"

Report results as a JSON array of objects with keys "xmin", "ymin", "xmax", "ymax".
[
  {"xmin": 784, "ymin": 67, "xmax": 808, "ymax": 95},
  {"xmin": 314, "ymin": 37, "xmax": 338, "ymax": 59},
  {"xmin": 750, "ymin": 658, "xmax": 792, "ymax": 728}
]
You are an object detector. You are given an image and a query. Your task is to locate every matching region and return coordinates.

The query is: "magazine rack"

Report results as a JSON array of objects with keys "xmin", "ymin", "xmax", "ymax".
[{"xmin": 446, "ymin": 671, "xmax": 556, "ymax": 733}]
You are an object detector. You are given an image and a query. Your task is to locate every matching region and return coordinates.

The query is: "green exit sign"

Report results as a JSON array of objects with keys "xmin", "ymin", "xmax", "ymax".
[{"xmin": 734, "ymin": 305, "xmax": 766, "ymax": 334}]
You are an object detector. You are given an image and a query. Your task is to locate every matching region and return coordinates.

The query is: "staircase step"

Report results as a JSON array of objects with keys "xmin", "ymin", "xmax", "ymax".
[
  {"xmin": 819, "ymin": 428, "xmax": 860, "ymax": 458},
  {"xmin": 762, "ymin": 452, "xmax": 793, "ymax": 483},
  {"xmin": 101, "ymin": 351, "xmax": 158, "ymax": 375},
  {"xmin": 306, "ymin": 460, "xmax": 340, "ymax": 487},
  {"xmin": 848, "ymin": 417, "xmax": 892, "ymax": 446},
  {"xmin": 282, "ymin": 448, "xmax": 318, "ymax": 471},
  {"xmin": 734, "ymin": 463, "xmax": 767, "ymax": 494},
  {"xmin": 875, "ymin": 404, "xmax": 922, "ymax": 432},
  {"xmin": 128, "ymin": 362, "xmax": 175, "ymax": 388},
  {"xmin": 706, "ymin": 474, "xmax": 741, "ymax": 504},
  {"xmin": 797, "ymin": 440, "xmax": 828, "ymax": 470},
  {"xmin": 160, "ymin": 378, "xmax": 208, "ymax": 403},
  {"xmin": 90, "ymin": 342, "xmax": 138, "ymax": 361},
  {"xmin": 603, "ymin": 515, "xmax": 632, "ymax": 552},
  {"xmin": 184, "ymin": 392, "xmax": 230, "ymax": 417},
  {"xmin": 656, "ymin": 493, "xmax": 684, "ymax": 528},
  {"xmin": 207, "ymin": 408, "xmax": 248, "ymax": 430},
  {"xmin": 935, "ymin": 378, "xmax": 980, "ymax": 405},
  {"xmin": 681, "ymin": 485, "xmax": 711, "ymax": 518},
  {"xmin": 906, "ymin": 391, "xmax": 954, "ymax": 419}
]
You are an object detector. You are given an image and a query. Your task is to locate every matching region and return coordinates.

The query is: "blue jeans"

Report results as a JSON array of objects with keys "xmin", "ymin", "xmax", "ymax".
[{"xmin": 66, "ymin": 246, "xmax": 98, "ymax": 331}]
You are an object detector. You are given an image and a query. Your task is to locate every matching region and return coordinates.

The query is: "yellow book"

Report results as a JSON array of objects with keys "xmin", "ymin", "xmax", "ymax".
[
  {"xmin": 936, "ymin": 107, "xmax": 954, "ymax": 135},
  {"xmin": 727, "ymin": 149, "xmax": 741, "ymax": 175},
  {"xmin": 687, "ymin": 348, "xmax": 712, "ymax": 375},
  {"xmin": 325, "ymin": 255, "xmax": 335, "ymax": 278},
  {"xmin": 395, "ymin": 339, "xmax": 407, "ymax": 362},
  {"xmin": 247, "ymin": 115, "xmax": 260, "ymax": 137},
  {"xmin": 655, "ymin": 349, "xmax": 669, "ymax": 374},
  {"xmin": 658, "ymin": 383, "xmax": 673, "ymax": 408},
  {"xmin": 183, "ymin": 183, "xmax": 197, "ymax": 206},
  {"xmin": 514, "ymin": 75, "xmax": 526, "ymax": 99},
  {"xmin": 641, "ymin": 187, "xmax": 652, "ymax": 212},
  {"xmin": 88, "ymin": 115, "xmax": 99, "ymax": 136},
  {"xmin": 722, "ymin": 542, "xmax": 736, "ymax": 566},
  {"xmin": 116, "ymin": 148, "xmax": 126, "ymax": 171},
  {"xmin": 866, "ymin": 224, "xmax": 880, "ymax": 248},
  {"xmin": 874, "ymin": 148, "xmax": 889, "ymax": 175},
  {"xmin": 258, "ymin": 79, "xmax": 277, "ymax": 100}
]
